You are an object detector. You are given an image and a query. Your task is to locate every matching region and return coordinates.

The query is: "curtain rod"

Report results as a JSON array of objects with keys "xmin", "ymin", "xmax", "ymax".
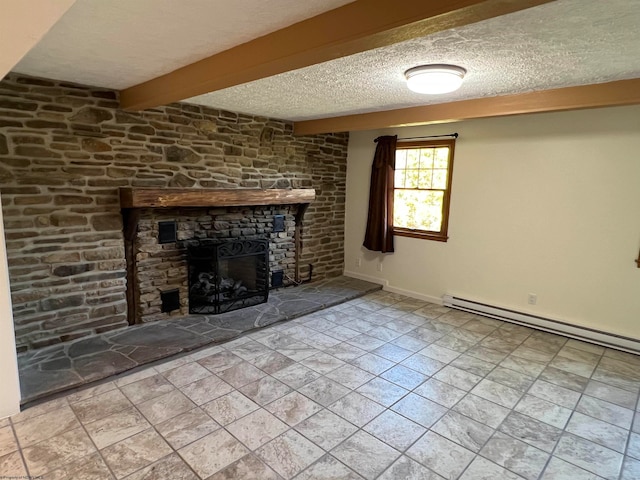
[{"xmin": 398, "ymin": 132, "xmax": 458, "ymax": 141}]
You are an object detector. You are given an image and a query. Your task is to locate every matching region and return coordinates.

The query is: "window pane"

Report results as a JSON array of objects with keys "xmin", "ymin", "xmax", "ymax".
[
  {"xmin": 434, "ymin": 147, "xmax": 449, "ymax": 168},
  {"xmin": 418, "ymin": 170, "xmax": 432, "ymax": 188},
  {"xmin": 404, "ymin": 169, "xmax": 419, "ymax": 188},
  {"xmin": 432, "ymin": 169, "xmax": 448, "ymax": 189},
  {"xmin": 394, "ymin": 169, "xmax": 406, "ymax": 188},
  {"xmin": 419, "ymin": 148, "xmax": 434, "ymax": 169},
  {"xmin": 394, "ymin": 189, "xmax": 444, "ymax": 232},
  {"xmin": 406, "ymin": 149, "xmax": 420, "ymax": 169},
  {"xmin": 395, "ymin": 149, "xmax": 407, "ymax": 169}
]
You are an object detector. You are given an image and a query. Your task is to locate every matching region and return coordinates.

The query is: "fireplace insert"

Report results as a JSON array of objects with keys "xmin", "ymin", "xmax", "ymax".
[{"xmin": 187, "ymin": 238, "xmax": 269, "ymax": 314}]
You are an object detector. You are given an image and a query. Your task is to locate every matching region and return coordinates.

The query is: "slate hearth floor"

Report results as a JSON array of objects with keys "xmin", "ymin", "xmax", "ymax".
[
  {"xmin": 3, "ymin": 290, "xmax": 640, "ymax": 479},
  {"xmin": 18, "ymin": 275, "xmax": 381, "ymax": 404}
]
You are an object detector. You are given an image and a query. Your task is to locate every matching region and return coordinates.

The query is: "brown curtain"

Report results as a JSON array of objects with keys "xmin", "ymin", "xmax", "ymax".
[{"xmin": 363, "ymin": 135, "xmax": 397, "ymax": 253}]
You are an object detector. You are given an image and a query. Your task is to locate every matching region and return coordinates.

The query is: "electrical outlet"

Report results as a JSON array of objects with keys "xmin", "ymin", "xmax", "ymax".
[
  {"xmin": 355, "ymin": 258, "xmax": 361, "ymax": 267},
  {"xmin": 376, "ymin": 261, "xmax": 383, "ymax": 272},
  {"xmin": 528, "ymin": 293, "xmax": 537, "ymax": 305}
]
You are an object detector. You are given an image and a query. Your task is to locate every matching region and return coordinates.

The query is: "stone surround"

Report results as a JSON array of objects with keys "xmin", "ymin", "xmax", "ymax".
[
  {"xmin": 0, "ymin": 73, "xmax": 348, "ymax": 351},
  {"xmin": 133, "ymin": 205, "xmax": 297, "ymax": 322},
  {"xmin": 18, "ymin": 276, "xmax": 381, "ymax": 404}
]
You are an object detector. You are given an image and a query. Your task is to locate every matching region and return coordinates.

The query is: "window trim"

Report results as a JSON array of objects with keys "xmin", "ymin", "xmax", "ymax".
[{"xmin": 392, "ymin": 138, "xmax": 456, "ymax": 242}]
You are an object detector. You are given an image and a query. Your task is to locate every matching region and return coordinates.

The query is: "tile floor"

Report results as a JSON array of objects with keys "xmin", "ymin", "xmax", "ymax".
[{"xmin": 1, "ymin": 290, "xmax": 640, "ymax": 479}]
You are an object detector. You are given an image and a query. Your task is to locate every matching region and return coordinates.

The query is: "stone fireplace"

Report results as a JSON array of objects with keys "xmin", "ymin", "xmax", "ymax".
[
  {"xmin": 0, "ymin": 73, "xmax": 348, "ymax": 352},
  {"xmin": 120, "ymin": 187, "xmax": 314, "ymax": 324}
]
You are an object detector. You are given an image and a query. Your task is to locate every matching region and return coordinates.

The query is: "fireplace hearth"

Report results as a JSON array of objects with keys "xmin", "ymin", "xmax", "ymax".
[{"xmin": 188, "ymin": 238, "xmax": 269, "ymax": 314}]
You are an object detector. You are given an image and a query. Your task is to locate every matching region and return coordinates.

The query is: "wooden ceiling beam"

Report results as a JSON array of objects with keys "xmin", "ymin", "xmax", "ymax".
[
  {"xmin": 119, "ymin": 0, "xmax": 553, "ymax": 111},
  {"xmin": 293, "ymin": 78, "xmax": 640, "ymax": 135}
]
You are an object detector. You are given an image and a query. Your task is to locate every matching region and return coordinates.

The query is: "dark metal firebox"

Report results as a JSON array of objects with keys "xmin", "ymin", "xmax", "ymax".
[{"xmin": 187, "ymin": 239, "xmax": 269, "ymax": 314}]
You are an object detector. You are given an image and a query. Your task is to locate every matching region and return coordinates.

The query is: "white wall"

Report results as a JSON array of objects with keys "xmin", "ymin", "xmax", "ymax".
[
  {"xmin": 0, "ymin": 202, "xmax": 21, "ymax": 418},
  {"xmin": 345, "ymin": 106, "xmax": 640, "ymax": 339},
  {"xmin": 0, "ymin": 0, "xmax": 76, "ymax": 417}
]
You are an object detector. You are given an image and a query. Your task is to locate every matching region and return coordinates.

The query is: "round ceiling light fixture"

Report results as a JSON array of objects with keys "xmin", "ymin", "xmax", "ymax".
[{"xmin": 405, "ymin": 64, "xmax": 467, "ymax": 94}]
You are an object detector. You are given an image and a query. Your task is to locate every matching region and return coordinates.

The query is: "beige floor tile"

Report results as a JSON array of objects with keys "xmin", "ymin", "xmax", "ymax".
[
  {"xmin": 266, "ymin": 391, "xmax": 323, "ymax": 426},
  {"xmin": 300, "ymin": 352, "xmax": 346, "ymax": 375},
  {"xmin": 71, "ymin": 388, "xmax": 133, "ymax": 424},
  {"xmin": 380, "ymin": 365, "xmax": 428, "ymax": 390},
  {"xmin": 453, "ymin": 394, "xmax": 511, "ymax": 429},
  {"xmin": 325, "ymin": 364, "xmax": 375, "ymax": 389},
  {"xmin": 114, "ymin": 368, "xmax": 158, "ymax": 388},
  {"xmin": 84, "ymin": 407, "xmax": 150, "ymax": 449},
  {"xmin": 155, "ymin": 407, "xmax": 219, "ymax": 449},
  {"xmin": 179, "ymin": 374, "xmax": 234, "ymax": 405},
  {"xmin": 137, "ymin": 389, "xmax": 196, "ymax": 425},
  {"xmin": 328, "ymin": 392, "xmax": 385, "ymax": 427},
  {"xmin": 0, "ymin": 425, "xmax": 18, "ymax": 457},
  {"xmin": 178, "ymin": 428, "xmax": 249, "ymax": 478},
  {"xmin": 120, "ymin": 374, "xmax": 175, "ymax": 404},
  {"xmin": 101, "ymin": 428, "xmax": 172, "ymax": 479},
  {"xmin": 480, "ymin": 431, "xmax": 549, "ymax": 480},
  {"xmin": 188, "ymin": 344, "xmax": 224, "ymax": 361},
  {"xmin": 332, "ymin": 430, "xmax": 400, "ymax": 480},
  {"xmin": 294, "ymin": 409, "xmax": 358, "ymax": 450},
  {"xmin": 207, "ymin": 453, "xmax": 282, "ymax": 480},
  {"xmin": 45, "ymin": 451, "xmax": 114, "ymax": 480},
  {"xmin": 296, "ymin": 454, "xmax": 364, "ymax": 480},
  {"xmin": 407, "ymin": 431, "xmax": 475, "ymax": 480},
  {"xmin": 356, "ymin": 377, "xmax": 408, "ymax": 407},
  {"xmin": 11, "ymin": 397, "xmax": 68, "ymax": 424},
  {"xmin": 249, "ymin": 351, "xmax": 295, "ymax": 374},
  {"xmin": 378, "ymin": 455, "xmax": 444, "ymax": 480},
  {"xmin": 227, "ymin": 408, "xmax": 288, "ymax": 450},
  {"xmin": 391, "ymin": 393, "xmax": 448, "ymax": 428},
  {"xmin": 364, "ymin": 410, "xmax": 427, "ymax": 451},
  {"xmin": 217, "ymin": 361, "xmax": 267, "ymax": 388},
  {"xmin": 163, "ymin": 361, "xmax": 212, "ymax": 387},
  {"xmin": 459, "ymin": 456, "xmax": 522, "ymax": 480},
  {"xmin": 21, "ymin": 427, "xmax": 96, "ymax": 477},
  {"xmin": 350, "ymin": 352, "xmax": 394, "ymax": 375},
  {"xmin": 256, "ymin": 430, "xmax": 324, "ymax": 479},
  {"xmin": 197, "ymin": 351, "xmax": 244, "ymax": 374},
  {"xmin": 432, "ymin": 410, "xmax": 494, "ymax": 452},
  {"xmin": 0, "ymin": 451, "xmax": 27, "ymax": 477},
  {"xmin": 239, "ymin": 376, "xmax": 292, "ymax": 405},
  {"xmin": 272, "ymin": 364, "xmax": 322, "ymax": 389},
  {"xmin": 229, "ymin": 340, "xmax": 275, "ymax": 361},
  {"xmin": 202, "ymin": 390, "xmax": 259, "ymax": 426},
  {"xmin": 66, "ymin": 381, "xmax": 117, "ymax": 403},
  {"xmin": 154, "ymin": 356, "xmax": 192, "ymax": 373},
  {"xmin": 123, "ymin": 453, "xmax": 198, "ymax": 480},
  {"xmin": 298, "ymin": 377, "xmax": 350, "ymax": 407},
  {"xmin": 414, "ymin": 378, "xmax": 466, "ymax": 408}
]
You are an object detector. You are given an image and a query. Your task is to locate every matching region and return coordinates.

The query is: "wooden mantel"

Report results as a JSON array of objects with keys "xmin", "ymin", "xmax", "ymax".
[{"xmin": 120, "ymin": 187, "xmax": 315, "ymax": 208}]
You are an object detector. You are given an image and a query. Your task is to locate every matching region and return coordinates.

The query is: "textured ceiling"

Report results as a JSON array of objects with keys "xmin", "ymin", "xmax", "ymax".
[
  {"xmin": 12, "ymin": 0, "xmax": 640, "ymax": 122},
  {"xmin": 187, "ymin": 0, "xmax": 640, "ymax": 120},
  {"xmin": 13, "ymin": 0, "xmax": 354, "ymax": 89}
]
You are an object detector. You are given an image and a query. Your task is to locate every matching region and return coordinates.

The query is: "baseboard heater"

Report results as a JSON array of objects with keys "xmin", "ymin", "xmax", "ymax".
[{"xmin": 442, "ymin": 294, "xmax": 640, "ymax": 355}]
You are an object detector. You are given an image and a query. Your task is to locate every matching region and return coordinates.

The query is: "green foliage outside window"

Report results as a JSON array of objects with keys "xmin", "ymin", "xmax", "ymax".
[{"xmin": 393, "ymin": 141, "xmax": 454, "ymax": 241}]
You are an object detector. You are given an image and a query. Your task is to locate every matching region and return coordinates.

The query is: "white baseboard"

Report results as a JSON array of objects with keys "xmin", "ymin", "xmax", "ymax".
[
  {"xmin": 443, "ymin": 294, "xmax": 640, "ymax": 355},
  {"xmin": 343, "ymin": 270, "xmax": 388, "ymax": 287},
  {"xmin": 343, "ymin": 271, "xmax": 441, "ymax": 304},
  {"xmin": 383, "ymin": 285, "xmax": 442, "ymax": 305}
]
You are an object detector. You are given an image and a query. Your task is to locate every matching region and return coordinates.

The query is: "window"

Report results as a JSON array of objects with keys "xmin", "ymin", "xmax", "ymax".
[{"xmin": 393, "ymin": 139, "xmax": 455, "ymax": 242}]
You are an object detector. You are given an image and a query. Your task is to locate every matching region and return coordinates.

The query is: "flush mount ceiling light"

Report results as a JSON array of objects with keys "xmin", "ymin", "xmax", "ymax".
[{"xmin": 405, "ymin": 64, "xmax": 467, "ymax": 94}]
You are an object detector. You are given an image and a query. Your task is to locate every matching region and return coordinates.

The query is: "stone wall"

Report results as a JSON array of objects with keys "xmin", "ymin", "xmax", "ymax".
[{"xmin": 0, "ymin": 73, "xmax": 348, "ymax": 351}]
